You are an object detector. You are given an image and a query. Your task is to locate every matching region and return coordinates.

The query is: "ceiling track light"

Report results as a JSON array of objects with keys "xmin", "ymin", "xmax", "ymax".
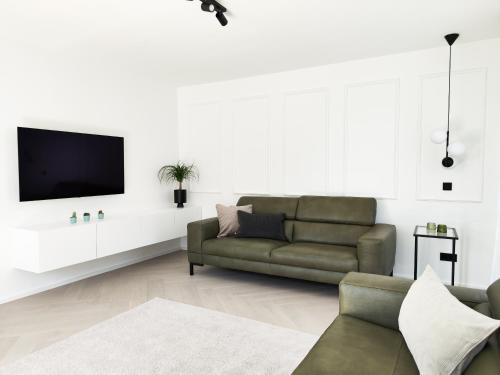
[
  {"xmin": 187, "ymin": 0, "xmax": 228, "ymax": 27},
  {"xmin": 201, "ymin": 1, "xmax": 215, "ymax": 12},
  {"xmin": 215, "ymin": 11, "xmax": 228, "ymax": 26}
]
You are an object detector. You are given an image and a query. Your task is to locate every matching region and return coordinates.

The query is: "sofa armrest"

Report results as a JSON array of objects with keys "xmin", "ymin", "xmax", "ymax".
[
  {"xmin": 339, "ymin": 272, "xmax": 489, "ymax": 330},
  {"xmin": 357, "ymin": 224, "xmax": 396, "ymax": 275},
  {"xmin": 187, "ymin": 217, "xmax": 219, "ymax": 253},
  {"xmin": 340, "ymin": 272, "xmax": 410, "ymax": 330}
]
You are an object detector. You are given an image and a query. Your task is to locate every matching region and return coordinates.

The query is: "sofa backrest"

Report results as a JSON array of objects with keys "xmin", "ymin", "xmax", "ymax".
[
  {"xmin": 296, "ymin": 196, "xmax": 376, "ymax": 225},
  {"xmin": 237, "ymin": 196, "xmax": 377, "ymax": 246},
  {"xmin": 237, "ymin": 196, "xmax": 298, "ymax": 241},
  {"xmin": 237, "ymin": 196, "xmax": 298, "ymax": 218},
  {"xmin": 294, "ymin": 196, "xmax": 376, "ymax": 246}
]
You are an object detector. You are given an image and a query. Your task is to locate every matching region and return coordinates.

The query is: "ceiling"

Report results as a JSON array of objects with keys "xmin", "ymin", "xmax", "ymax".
[{"xmin": 1, "ymin": 0, "xmax": 500, "ymax": 84}]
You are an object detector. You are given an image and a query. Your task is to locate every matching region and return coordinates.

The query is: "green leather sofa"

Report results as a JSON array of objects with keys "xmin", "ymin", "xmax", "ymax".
[
  {"xmin": 293, "ymin": 273, "xmax": 500, "ymax": 374},
  {"xmin": 187, "ymin": 196, "xmax": 396, "ymax": 284}
]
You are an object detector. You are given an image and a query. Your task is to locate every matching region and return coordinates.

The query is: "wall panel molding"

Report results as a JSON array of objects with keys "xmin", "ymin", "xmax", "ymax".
[
  {"xmin": 416, "ymin": 68, "xmax": 487, "ymax": 202},
  {"xmin": 343, "ymin": 78, "xmax": 400, "ymax": 199},
  {"xmin": 282, "ymin": 88, "xmax": 330, "ymax": 196},
  {"xmin": 184, "ymin": 100, "xmax": 223, "ymax": 194},
  {"xmin": 231, "ymin": 95, "xmax": 271, "ymax": 195}
]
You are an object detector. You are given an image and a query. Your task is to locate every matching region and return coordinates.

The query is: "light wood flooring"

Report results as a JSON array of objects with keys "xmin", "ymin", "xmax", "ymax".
[{"xmin": 0, "ymin": 250, "xmax": 339, "ymax": 366}]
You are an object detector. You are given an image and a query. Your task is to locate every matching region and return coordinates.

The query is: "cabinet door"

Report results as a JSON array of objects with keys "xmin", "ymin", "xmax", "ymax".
[
  {"xmin": 139, "ymin": 211, "xmax": 175, "ymax": 247},
  {"xmin": 174, "ymin": 207, "xmax": 202, "ymax": 238},
  {"xmin": 96, "ymin": 217, "xmax": 142, "ymax": 258},
  {"xmin": 39, "ymin": 224, "xmax": 96, "ymax": 272}
]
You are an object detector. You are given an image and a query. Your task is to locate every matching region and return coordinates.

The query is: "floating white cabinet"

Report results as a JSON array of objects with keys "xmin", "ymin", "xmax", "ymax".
[
  {"xmin": 96, "ymin": 216, "xmax": 144, "ymax": 258},
  {"xmin": 11, "ymin": 222, "xmax": 97, "ymax": 274},
  {"xmin": 11, "ymin": 207, "xmax": 201, "ymax": 273}
]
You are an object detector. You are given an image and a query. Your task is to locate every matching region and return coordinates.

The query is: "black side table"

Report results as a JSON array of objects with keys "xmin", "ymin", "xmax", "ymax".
[{"xmin": 413, "ymin": 225, "xmax": 459, "ymax": 285}]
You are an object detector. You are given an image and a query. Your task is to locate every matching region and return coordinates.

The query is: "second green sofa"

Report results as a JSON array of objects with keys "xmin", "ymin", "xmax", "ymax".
[
  {"xmin": 293, "ymin": 273, "xmax": 500, "ymax": 374},
  {"xmin": 187, "ymin": 195, "xmax": 396, "ymax": 284}
]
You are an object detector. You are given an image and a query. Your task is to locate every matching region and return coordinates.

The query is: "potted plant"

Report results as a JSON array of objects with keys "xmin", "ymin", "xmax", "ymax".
[{"xmin": 158, "ymin": 162, "xmax": 198, "ymax": 208}]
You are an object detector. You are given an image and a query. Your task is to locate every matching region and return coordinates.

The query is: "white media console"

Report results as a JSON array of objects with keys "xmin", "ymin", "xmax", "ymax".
[{"xmin": 10, "ymin": 206, "xmax": 202, "ymax": 273}]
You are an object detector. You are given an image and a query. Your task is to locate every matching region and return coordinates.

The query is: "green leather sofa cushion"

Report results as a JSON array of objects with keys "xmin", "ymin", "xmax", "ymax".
[
  {"xmin": 339, "ymin": 272, "xmax": 489, "ymax": 330},
  {"xmin": 202, "ymin": 237, "xmax": 287, "ymax": 262},
  {"xmin": 487, "ymin": 279, "xmax": 500, "ymax": 343},
  {"xmin": 284, "ymin": 220, "xmax": 294, "ymax": 242},
  {"xmin": 237, "ymin": 196, "xmax": 298, "ymax": 219},
  {"xmin": 200, "ymin": 254, "xmax": 346, "ymax": 285},
  {"xmin": 293, "ymin": 221, "xmax": 371, "ymax": 246},
  {"xmin": 296, "ymin": 196, "xmax": 377, "ymax": 225},
  {"xmin": 487, "ymin": 279, "xmax": 500, "ymax": 319},
  {"xmin": 293, "ymin": 315, "xmax": 418, "ymax": 375},
  {"xmin": 270, "ymin": 242, "xmax": 358, "ymax": 273}
]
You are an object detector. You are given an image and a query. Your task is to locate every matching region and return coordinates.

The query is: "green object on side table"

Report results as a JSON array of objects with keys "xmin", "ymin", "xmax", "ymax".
[
  {"xmin": 70, "ymin": 212, "xmax": 77, "ymax": 224},
  {"xmin": 437, "ymin": 224, "xmax": 448, "ymax": 234},
  {"xmin": 292, "ymin": 273, "xmax": 500, "ymax": 375},
  {"xmin": 83, "ymin": 213, "xmax": 90, "ymax": 222},
  {"xmin": 98, "ymin": 210, "xmax": 104, "ymax": 220},
  {"xmin": 187, "ymin": 196, "xmax": 397, "ymax": 283}
]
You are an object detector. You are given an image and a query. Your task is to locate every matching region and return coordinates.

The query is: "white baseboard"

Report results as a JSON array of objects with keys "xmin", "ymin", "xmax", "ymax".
[{"xmin": 0, "ymin": 247, "xmax": 180, "ymax": 305}]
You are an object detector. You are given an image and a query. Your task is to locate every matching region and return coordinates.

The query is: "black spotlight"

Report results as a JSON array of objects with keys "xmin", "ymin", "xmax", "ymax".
[
  {"xmin": 215, "ymin": 11, "xmax": 228, "ymax": 26},
  {"xmin": 201, "ymin": 1, "xmax": 215, "ymax": 12},
  {"xmin": 188, "ymin": 0, "xmax": 228, "ymax": 26}
]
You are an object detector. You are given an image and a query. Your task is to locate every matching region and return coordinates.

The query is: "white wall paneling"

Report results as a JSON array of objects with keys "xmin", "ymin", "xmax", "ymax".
[
  {"xmin": 232, "ymin": 96, "xmax": 270, "ymax": 195},
  {"xmin": 184, "ymin": 101, "xmax": 223, "ymax": 193},
  {"xmin": 344, "ymin": 79, "xmax": 399, "ymax": 199},
  {"xmin": 417, "ymin": 68, "xmax": 487, "ymax": 202},
  {"xmin": 178, "ymin": 38, "xmax": 500, "ymax": 288},
  {"xmin": 283, "ymin": 89, "xmax": 329, "ymax": 196}
]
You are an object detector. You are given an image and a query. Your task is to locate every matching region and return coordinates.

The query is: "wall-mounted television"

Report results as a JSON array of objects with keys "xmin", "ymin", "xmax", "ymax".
[{"xmin": 17, "ymin": 127, "xmax": 125, "ymax": 202}]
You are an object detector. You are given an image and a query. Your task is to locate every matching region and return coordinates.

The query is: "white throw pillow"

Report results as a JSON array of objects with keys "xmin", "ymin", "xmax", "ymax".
[{"xmin": 399, "ymin": 265, "xmax": 500, "ymax": 375}]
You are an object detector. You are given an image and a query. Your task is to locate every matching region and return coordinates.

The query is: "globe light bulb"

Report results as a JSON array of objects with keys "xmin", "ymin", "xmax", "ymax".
[
  {"xmin": 430, "ymin": 129, "xmax": 447, "ymax": 144},
  {"xmin": 448, "ymin": 142, "xmax": 465, "ymax": 157}
]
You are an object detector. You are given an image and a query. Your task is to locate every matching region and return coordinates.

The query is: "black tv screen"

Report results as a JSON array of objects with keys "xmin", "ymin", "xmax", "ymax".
[{"xmin": 17, "ymin": 127, "xmax": 124, "ymax": 202}]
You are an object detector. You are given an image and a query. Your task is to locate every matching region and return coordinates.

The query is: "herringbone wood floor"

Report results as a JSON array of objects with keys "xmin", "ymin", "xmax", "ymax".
[{"xmin": 0, "ymin": 250, "xmax": 339, "ymax": 366}]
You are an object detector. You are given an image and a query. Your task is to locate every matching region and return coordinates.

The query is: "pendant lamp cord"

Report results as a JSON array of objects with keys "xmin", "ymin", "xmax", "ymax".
[{"xmin": 446, "ymin": 44, "xmax": 452, "ymax": 157}]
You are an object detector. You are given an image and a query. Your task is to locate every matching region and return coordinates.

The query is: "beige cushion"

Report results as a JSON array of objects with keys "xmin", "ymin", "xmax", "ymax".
[
  {"xmin": 399, "ymin": 265, "xmax": 500, "ymax": 375},
  {"xmin": 216, "ymin": 204, "xmax": 252, "ymax": 238}
]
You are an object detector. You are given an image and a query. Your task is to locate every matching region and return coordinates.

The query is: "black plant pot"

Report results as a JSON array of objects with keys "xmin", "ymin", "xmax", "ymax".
[{"xmin": 174, "ymin": 189, "xmax": 187, "ymax": 208}]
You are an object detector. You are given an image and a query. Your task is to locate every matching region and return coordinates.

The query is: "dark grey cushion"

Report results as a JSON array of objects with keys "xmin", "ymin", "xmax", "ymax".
[{"xmin": 237, "ymin": 211, "xmax": 287, "ymax": 241}]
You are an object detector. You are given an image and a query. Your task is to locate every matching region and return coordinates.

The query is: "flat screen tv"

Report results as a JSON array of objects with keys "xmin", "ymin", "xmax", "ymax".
[{"xmin": 17, "ymin": 127, "xmax": 124, "ymax": 202}]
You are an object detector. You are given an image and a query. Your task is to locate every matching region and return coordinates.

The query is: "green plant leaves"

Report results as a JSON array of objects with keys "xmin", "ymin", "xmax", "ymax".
[{"xmin": 158, "ymin": 162, "xmax": 198, "ymax": 185}]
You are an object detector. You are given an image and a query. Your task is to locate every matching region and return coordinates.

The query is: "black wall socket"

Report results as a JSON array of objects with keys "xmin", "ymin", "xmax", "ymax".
[{"xmin": 443, "ymin": 182, "xmax": 453, "ymax": 191}]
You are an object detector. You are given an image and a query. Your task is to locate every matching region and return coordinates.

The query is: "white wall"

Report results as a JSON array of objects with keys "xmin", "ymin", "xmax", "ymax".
[
  {"xmin": 0, "ymin": 48, "xmax": 180, "ymax": 303},
  {"xmin": 178, "ymin": 38, "xmax": 500, "ymax": 289},
  {"xmin": 492, "ymin": 193, "xmax": 500, "ymax": 282}
]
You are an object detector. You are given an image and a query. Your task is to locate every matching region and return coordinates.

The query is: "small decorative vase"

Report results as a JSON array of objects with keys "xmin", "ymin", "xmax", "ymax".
[
  {"xmin": 83, "ymin": 213, "xmax": 91, "ymax": 223},
  {"xmin": 174, "ymin": 189, "xmax": 187, "ymax": 208},
  {"xmin": 98, "ymin": 210, "xmax": 104, "ymax": 220},
  {"xmin": 70, "ymin": 216, "xmax": 77, "ymax": 224},
  {"xmin": 426, "ymin": 222, "xmax": 437, "ymax": 231},
  {"xmin": 437, "ymin": 224, "xmax": 447, "ymax": 234}
]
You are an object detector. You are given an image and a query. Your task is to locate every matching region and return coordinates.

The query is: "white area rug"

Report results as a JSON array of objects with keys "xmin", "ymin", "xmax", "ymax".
[{"xmin": 0, "ymin": 298, "xmax": 318, "ymax": 375}]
